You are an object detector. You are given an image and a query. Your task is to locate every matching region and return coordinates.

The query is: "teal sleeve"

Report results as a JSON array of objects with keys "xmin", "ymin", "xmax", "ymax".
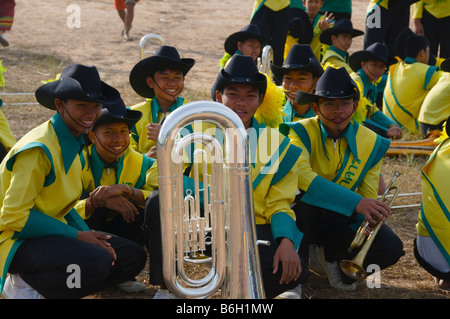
[
  {"xmin": 271, "ymin": 212, "xmax": 303, "ymax": 251},
  {"xmin": 301, "ymin": 175, "xmax": 362, "ymax": 216},
  {"xmin": 370, "ymin": 110, "xmax": 395, "ymax": 129},
  {"xmin": 12, "ymin": 209, "xmax": 78, "ymax": 240},
  {"xmin": 64, "ymin": 208, "xmax": 90, "ymax": 231}
]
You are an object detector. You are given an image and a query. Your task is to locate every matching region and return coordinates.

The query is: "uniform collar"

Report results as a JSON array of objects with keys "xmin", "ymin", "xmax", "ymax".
[
  {"xmin": 319, "ymin": 118, "xmax": 359, "ymax": 160},
  {"xmin": 151, "ymin": 97, "xmax": 184, "ymax": 123},
  {"xmin": 89, "ymin": 144, "xmax": 126, "ymax": 187},
  {"xmin": 283, "ymin": 100, "xmax": 315, "ymax": 121},
  {"xmin": 50, "ymin": 113, "xmax": 85, "ymax": 174},
  {"xmin": 357, "ymin": 69, "xmax": 378, "ymax": 103},
  {"xmin": 329, "ymin": 46, "xmax": 349, "ymax": 63}
]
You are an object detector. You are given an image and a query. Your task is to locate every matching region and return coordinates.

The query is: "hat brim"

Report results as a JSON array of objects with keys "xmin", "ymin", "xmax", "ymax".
[
  {"xmin": 35, "ymin": 77, "xmax": 121, "ymax": 110},
  {"xmin": 270, "ymin": 60, "xmax": 324, "ymax": 84},
  {"xmin": 295, "ymin": 82, "xmax": 360, "ymax": 105},
  {"xmin": 129, "ymin": 56, "xmax": 195, "ymax": 98},
  {"xmin": 349, "ymin": 50, "xmax": 398, "ymax": 72},
  {"xmin": 93, "ymin": 108, "xmax": 143, "ymax": 130},
  {"xmin": 320, "ymin": 27, "xmax": 364, "ymax": 45},
  {"xmin": 224, "ymin": 31, "xmax": 271, "ymax": 55},
  {"xmin": 211, "ymin": 69, "xmax": 267, "ymax": 101}
]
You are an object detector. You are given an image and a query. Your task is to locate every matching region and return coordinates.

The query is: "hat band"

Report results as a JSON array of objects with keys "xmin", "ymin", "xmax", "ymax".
[
  {"xmin": 316, "ymin": 90, "xmax": 348, "ymax": 96},
  {"xmin": 231, "ymin": 76, "xmax": 255, "ymax": 82}
]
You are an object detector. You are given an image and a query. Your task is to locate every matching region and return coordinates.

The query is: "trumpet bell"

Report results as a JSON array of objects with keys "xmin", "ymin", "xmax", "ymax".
[{"xmin": 339, "ymin": 259, "xmax": 367, "ymax": 280}]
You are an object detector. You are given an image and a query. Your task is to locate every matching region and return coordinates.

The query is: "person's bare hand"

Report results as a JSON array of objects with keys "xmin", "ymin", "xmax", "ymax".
[
  {"xmin": 76, "ymin": 230, "xmax": 117, "ymax": 263},
  {"xmin": 273, "ymin": 238, "xmax": 302, "ymax": 284},
  {"xmin": 147, "ymin": 123, "xmax": 161, "ymax": 141},
  {"xmin": 318, "ymin": 11, "xmax": 334, "ymax": 31},
  {"xmin": 355, "ymin": 197, "xmax": 391, "ymax": 226},
  {"xmin": 89, "ymin": 185, "xmax": 126, "ymax": 208}
]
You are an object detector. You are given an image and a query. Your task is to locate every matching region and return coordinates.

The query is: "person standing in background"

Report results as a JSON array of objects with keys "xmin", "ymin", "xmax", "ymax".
[{"xmin": 0, "ymin": 0, "xmax": 15, "ymax": 47}]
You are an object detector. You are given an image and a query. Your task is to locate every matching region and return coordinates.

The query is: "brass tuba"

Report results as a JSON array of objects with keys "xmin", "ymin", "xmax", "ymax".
[
  {"xmin": 257, "ymin": 45, "xmax": 274, "ymax": 81},
  {"xmin": 157, "ymin": 101, "xmax": 266, "ymax": 299},
  {"xmin": 339, "ymin": 171, "xmax": 400, "ymax": 280}
]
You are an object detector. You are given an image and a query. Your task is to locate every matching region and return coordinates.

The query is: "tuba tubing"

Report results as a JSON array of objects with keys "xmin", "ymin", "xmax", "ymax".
[{"xmin": 157, "ymin": 101, "xmax": 266, "ymax": 299}]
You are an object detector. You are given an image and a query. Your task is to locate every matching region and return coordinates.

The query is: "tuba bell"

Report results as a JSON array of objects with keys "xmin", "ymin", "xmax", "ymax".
[
  {"xmin": 339, "ymin": 171, "xmax": 400, "ymax": 280},
  {"xmin": 157, "ymin": 101, "xmax": 266, "ymax": 299}
]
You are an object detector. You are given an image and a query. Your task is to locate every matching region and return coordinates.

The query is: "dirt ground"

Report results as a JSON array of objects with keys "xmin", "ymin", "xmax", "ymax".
[{"xmin": 0, "ymin": 0, "xmax": 449, "ymax": 301}]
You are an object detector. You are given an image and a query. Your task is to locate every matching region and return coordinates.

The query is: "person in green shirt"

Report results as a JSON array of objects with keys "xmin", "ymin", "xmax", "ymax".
[{"xmin": 0, "ymin": 64, "xmax": 146, "ymax": 299}]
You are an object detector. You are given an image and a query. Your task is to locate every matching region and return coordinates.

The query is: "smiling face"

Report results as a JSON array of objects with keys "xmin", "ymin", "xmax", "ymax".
[
  {"xmin": 237, "ymin": 38, "xmax": 262, "ymax": 61},
  {"xmin": 55, "ymin": 98, "xmax": 102, "ymax": 137},
  {"xmin": 215, "ymin": 84, "xmax": 263, "ymax": 129},
  {"xmin": 146, "ymin": 68, "xmax": 185, "ymax": 110},
  {"xmin": 312, "ymin": 97, "xmax": 357, "ymax": 139},
  {"xmin": 89, "ymin": 122, "xmax": 130, "ymax": 165}
]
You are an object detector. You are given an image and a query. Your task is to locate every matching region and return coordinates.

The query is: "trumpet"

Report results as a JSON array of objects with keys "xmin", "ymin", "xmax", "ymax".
[
  {"xmin": 157, "ymin": 101, "xmax": 266, "ymax": 299},
  {"xmin": 339, "ymin": 171, "xmax": 400, "ymax": 280}
]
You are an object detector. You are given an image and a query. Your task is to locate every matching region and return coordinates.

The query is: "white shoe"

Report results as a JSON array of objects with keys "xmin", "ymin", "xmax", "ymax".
[
  {"xmin": 153, "ymin": 289, "xmax": 179, "ymax": 299},
  {"xmin": 2, "ymin": 274, "xmax": 45, "ymax": 299},
  {"xmin": 118, "ymin": 280, "xmax": 146, "ymax": 293},
  {"xmin": 277, "ymin": 284, "xmax": 302, "ymax": 299},
  {"xmin": 316, "ymin": 246, "xmax": 356, "ymax": 291}
]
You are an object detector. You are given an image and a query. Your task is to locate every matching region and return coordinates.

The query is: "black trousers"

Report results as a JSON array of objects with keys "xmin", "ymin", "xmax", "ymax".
[
  {"xmin": 145, "ymin": 190, "xmax": 309, "ymax": 299},
  {"xmin": 250, "ymin": 5, "xmax": 289, "ymax": 71},
  {"xmin": 9, "ymin": 233, "xmax": 147, "ymax": 299},
  {"xmin": 292, "ymin": 194, "xmax": 405, "ymax": 284},
  {"xmin": 421, "ymin": 9, "xmax": 450, "ymax": 58},
  {"xmin": 364, "ymin": 4, "xmax": 410, "ymax": 56}
]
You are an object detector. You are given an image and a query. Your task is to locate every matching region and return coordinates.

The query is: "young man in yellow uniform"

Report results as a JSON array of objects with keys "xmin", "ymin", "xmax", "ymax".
[
  {"xmin": 76, "ymin": 98, "xmax": 157, "ymax": 247},
  {"xmin": 382, "ymin": 28, "xmax": 442, "ymax": 135},
  {"xmin": 148, "ymin": 55, "xmax": 308, "ymax": 299},
  {"xmin": 280, "ymin": 67, "xmax": 404, "ymax": 291},
  {"xmin": 271, "ymin": 44, "xmax": 323, "ymax": 122},
  {"xmin": 414, "ymin": 116, "xmax": 450, "ymax": 290},
  {"xmin": 320, "ymin": 19, "xmax": 364, "ymax": 74},
  {"xmin": 128, "ymin": 45, "xmax": 195, "ymax": 157},
  {"xmin": 0, "ymin": 64, "xmax": 146, "ymax": 299},
  {"xmin": 348, "ymin": 42, "xmax": 402, "ymax": 139}
]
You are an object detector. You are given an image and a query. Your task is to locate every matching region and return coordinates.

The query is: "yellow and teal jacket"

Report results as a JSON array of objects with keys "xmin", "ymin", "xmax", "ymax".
[
  {"xmin": 280, "ymin": 117, "xmax": 390, "ymax": 219},
  {"xmin": 184, "ymin": 117, "xmax": 304, "ymax": 250},
  {"xmin": 322, "ymin": 46, "xmax": 353, "ymax": 74},
  {"xmin": 282, "ymin": 100, "xmax": 316, "ymax": 123},
  {"xmin": 412, "ymin": 0, "xmax": 450, "ymax": 19},
  {"xmin": 418, "ymin": 137, "xmax": 450, "ymax": 265},
  {"xmin": 75, "ymin": 144, "xmax": 158, "ymax": 219},
  {"xmin": 129, "ymin": 97, "xmax": 189, "ymax": 154},
  {"xmin": 351, "ymin": 70, "xmax": 394, "ymax": 134},
  {"xmin": 383, "ymin": 57, "xmax": 441, "ymax": 134},
  {"xmin": 0, "ymin": 113, "xmax": 89, "ymax": 292},
  {"xmin": 418, "ymin": 72, "xmax": 450, "ymax": 126},
  {"xmin": 251, "ymin": 0, "xmax": 291, "ymax": 19}
]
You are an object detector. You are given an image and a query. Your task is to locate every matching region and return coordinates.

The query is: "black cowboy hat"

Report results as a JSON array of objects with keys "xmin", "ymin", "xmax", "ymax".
[
  {"xmin": 349, "ymin": 42, "xmax": 398, "ymax": 72},
  {"xmin": 288, "ymin": 8, "xmax": 314, "ymax": 44},
  {"xmin": 296, "ymin": 67, "xmax": 360, "ymax": 105},
  {"xmin": 440, "ymin": 58, "xmax": 450, "ymax": 72},
  {"xmin": 35, "ymin": 64, "xmax": 121, "ymax": 110},
  {"xmin": 211, "ymin": 55, "xmax": 267, "ymax": 101},
  {"xmin": 270, "ymin": 44, "xmax": 324, "ymax": 84},
  {"xmin": 394, "ymin": 27, "xmax": 429, "ymax": 60},
  {"xmin": 319, "ymin": 19, "xmax": 364, "ymax": 45},
  {"xmin": 93, "ymin": 98, "xmax": 142, "ymax": 130},
  {"xmin": 129, "ymin": 45, "xmax": 195, "ymax": 98},
  {"xmin": 224, "ymin": 24, "xmax": 271, "ymax": 55}
]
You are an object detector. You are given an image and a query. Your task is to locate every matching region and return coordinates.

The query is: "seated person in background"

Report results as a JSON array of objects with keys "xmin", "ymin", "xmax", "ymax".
[
  {"xmin": 320, "ymin": 18, "xmax": 364, "ymax": 74},
  {"xmin": 0, "ymin": 64, "xmax": 146, "ymax": 299},
  {"xmin": 147, "ymin": 55, "xmax": 309, "ymax": 299},
  {"xmin": 283, "ymin": 8, "xmax": 314, "ymax": 61},
  {"xmin": 418, "ymin": 60, "xmax": 450, "ymax": 137},
  {"xmin": 219, "ymin": 24, "xmax": 270, "ymax": 69},
  {"xmin": 383, "ymin": 28, "xmax": 442, "ymax": 135},
  {"xmin": 348, "ymin": 42, "xmax": 402, "ymax": 140},
  {"xmin": 76, "ymin": 98, "xmax": 157, "ymax": 248},
  {"xmin": 128, "ymin": 45, "xmax": 195, "ymax": 157},
  {"xmin": 414, "ymin": 116, "xmax": 450, "ymax": 291},
  {"xmin": 279, "ymin": 67, "xmax": 404, "ymax": 291},
  {"xmin": 271, "ymin": 44, "xmax": 323, "ymax": 122}
]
